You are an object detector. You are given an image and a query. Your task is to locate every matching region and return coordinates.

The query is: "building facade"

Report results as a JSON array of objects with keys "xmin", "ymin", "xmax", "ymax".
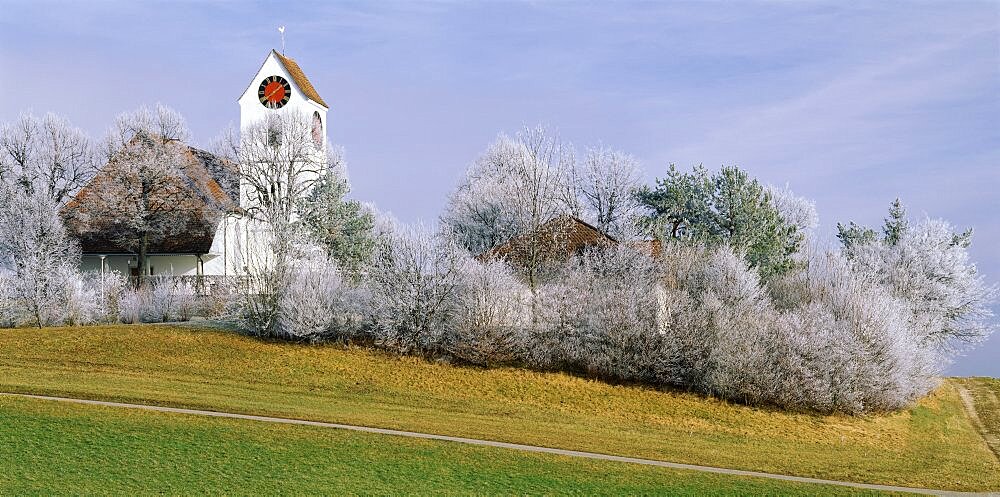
[{"xmin": 68, "ymin": 50, "xmax": 329, "ymax": 280}]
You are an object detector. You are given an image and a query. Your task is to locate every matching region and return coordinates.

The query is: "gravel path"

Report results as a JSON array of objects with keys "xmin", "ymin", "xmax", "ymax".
[{"xmin": 2, "ymin": 392, "xmax": 994, "ymax": 497}]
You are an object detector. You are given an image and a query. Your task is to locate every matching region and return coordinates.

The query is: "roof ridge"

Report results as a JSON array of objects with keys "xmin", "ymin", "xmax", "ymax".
[{"xmin": 272, "ymin": 49, "xmax": 329, "ymax": 109}]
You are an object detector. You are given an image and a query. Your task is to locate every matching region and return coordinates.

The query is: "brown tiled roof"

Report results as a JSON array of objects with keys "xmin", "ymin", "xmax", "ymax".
[
  {"xmin": 482, "ymin": 215, "xmax": 618, "ymax": 263},
  {"xmin": 627, "ymin": 239, "xmax": 663, "ymax": 258},
  {"xmin": 273, "ymin": 50, "xmax": 328, "ymax": 108},
  {"xmin": 62, "ymin": 138, "xmax": 239, "ymax": 255}
]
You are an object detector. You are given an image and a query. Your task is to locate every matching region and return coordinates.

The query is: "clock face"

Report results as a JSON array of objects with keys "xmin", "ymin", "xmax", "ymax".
[{"xmin": 258, "ymin": 75, "xmax": 291, "ymax": 109}]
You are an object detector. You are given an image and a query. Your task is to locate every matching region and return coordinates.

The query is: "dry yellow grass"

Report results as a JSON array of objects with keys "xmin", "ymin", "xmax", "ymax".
[
  {"xmin": 0, "ymin": 324, "xmax": 997, "ymax": 491},
  {"xmin": 952, "ymin": 377, "xmax": 1000, "ymax": 459}
]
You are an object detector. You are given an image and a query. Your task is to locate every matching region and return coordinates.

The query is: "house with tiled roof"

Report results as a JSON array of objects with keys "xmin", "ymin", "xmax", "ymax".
[
  {"xmin": 480, "ymin": 215, "xmax": 618, "ymax": 264},
  {"xmin": 63, "ymin": 137, "xmax": 240, "ymax": 278},
  {"xmin": 63, "ymin": 50, "xmax": 330, "ymax": 280},
  {"xmin": 480, "ymin": 215, "xmax": 665, "ymax": 269}
]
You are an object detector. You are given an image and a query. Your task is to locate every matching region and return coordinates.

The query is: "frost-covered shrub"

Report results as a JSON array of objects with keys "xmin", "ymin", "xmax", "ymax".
[
  {"xmin": 117, "ymin": 286, "xmax": 145, "ymax": 324},
  {"xmin": 63, "ymin": 272, "xmax": 99, "ymax": 326},
  {"xmin": 89, "ymin": 272, "xmax": 129, "ymax": 324},
  {"xmin": 275, "ymin": 256, "xmax": 368, "ymax": 342},
  {"xmin": 116, "ymin": 276, "xmax": 196, "ymax": 324},
  {"xmin": 172, "ymin": 280, "xmax": 198, "ymax": 322},
  {"xmin": 203, "ymin": 280, "xmax": 235, "ymax": 319},
  {"xmin": 443, "ymin": 259, "xmax": 529, "ymax": 366},
  {"xmin": 643, "ymin": 242, "xmax": 939, "ymax": 414},
  {"xmin": 365, "ymin": 222, "xmax": 469, "ymax": 355},
  {"xmin": 654, "ymin": 244, "xmax": 778, "ymax": 403},
  {"xmin": 528, "ymin": 274, "xmax": 589, "ymax": 370},
  {"xmin": 564, "ymin": 246, "xmax": 666, "ymax": 382},
  {"xmin": 0, "ymin": 270, "xmax": 19, "ymax": 328},
  {"xmin": 769, "ymin": 252, "xmax": 938, "ymax": 413},
  {"xmin": 145, "ymin": 276, "xmax": 193, "ymax": 323}
]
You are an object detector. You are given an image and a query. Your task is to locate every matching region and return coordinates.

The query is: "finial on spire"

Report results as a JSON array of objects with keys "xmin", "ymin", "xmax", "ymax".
[{"xmin": 278, "ymin": 26, "xmax": 286, "ymax": 54}]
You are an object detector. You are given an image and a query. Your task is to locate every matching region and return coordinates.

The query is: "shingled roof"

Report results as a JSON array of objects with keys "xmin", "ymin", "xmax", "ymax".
[
  {"xmin": 273, "ymin": 50, "xmax": 328, "ymax": 108},
  {"xmin": 62, "ymin": 138, "xmax": 239, "ymax": 255},
  {"xmin": 481, "ymin": 215, "xmax": 618, "ymax": 263}
]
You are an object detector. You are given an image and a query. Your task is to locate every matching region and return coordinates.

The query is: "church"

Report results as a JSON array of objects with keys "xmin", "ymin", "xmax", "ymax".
[{"xmin": 64, "ymin": 50, "xmax": 329, "ymax": 281}]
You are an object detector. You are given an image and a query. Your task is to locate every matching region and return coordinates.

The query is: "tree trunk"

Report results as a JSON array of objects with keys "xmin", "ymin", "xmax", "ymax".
[{"xmin": 138, "ymin": 231, "xmax": 149, "ymax": 287}]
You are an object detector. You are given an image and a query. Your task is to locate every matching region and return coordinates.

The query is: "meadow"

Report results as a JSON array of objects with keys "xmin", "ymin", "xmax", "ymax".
[
  {"xmin": 0, "ymin": 324, "xmax": 997, "ymax": 492},
  {"xmin": 0, "ymin": 395, "xmax": 906, "ymax": 496}
]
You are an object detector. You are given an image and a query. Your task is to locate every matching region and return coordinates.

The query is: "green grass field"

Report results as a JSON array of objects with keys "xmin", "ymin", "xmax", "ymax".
[
  {"xmin": 0, "ymin": 395, "xmax": 904, "ymax": 496},
  {"xmin": 0, "ymin": 324, "xmax": 997, "ymax": 492}
]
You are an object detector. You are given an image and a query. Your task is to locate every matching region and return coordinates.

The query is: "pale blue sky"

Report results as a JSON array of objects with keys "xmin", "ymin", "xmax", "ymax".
[{"xmin": 1, "ymin": 1, "xmax": 997, "ymax": 375}]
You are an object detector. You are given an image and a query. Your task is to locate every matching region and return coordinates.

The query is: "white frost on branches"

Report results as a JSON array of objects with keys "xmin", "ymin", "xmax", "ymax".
[
  {"xmin": 844, "ymin": 218, "xmax": 997, "ymax": 347},
  {"xmin": 442, "ymin": 126, "xmax": 575, "ymax": 256},
  {"xmin": 0, "ymin": 184, "xmax": 81, "ymax": 327},
  {"xmin": 0, "ymin": 112, "xmax": 97, "ymax": 204},
  {"xmin": 576, "ymin": 146, "xmax": 644, "ymax": 240},
  {"xmin": 767, "ymin": 184, "xmax": 819, "ymax": 234}
]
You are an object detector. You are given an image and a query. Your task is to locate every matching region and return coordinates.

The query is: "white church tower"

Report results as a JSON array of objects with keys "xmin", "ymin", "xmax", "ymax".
[
  {"xmin": 237, "ymin": 49, "xmax": 329, "ymax": 142},
  {"xmin": 236, "ymin": 49, "xmax": 331, "ymax": 209},
  {"xmin": 207, "ymin": 50, "xmax": 331, "ymax": 276}
]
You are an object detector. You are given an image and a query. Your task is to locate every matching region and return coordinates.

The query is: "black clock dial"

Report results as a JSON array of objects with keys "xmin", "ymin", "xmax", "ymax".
[{"xmin": 258, "ymin": 75, "xmax": 292, "ymax": 109}]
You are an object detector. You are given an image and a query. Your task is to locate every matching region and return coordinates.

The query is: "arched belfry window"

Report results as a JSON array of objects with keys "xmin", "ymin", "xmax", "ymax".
[{"xmin": 311, "ymin": 111, "xmax": 323, "ymax": 147}]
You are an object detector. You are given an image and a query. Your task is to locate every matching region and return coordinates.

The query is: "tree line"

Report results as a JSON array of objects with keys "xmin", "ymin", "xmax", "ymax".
[{"xmin": 0, "ymin": 107, "xmax": 995, "ymax": 414}]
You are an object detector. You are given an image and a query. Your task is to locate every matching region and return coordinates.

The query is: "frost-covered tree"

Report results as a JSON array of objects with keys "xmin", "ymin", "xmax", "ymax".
[
  {"xmin": 223, "ymin": 111, "xmax": 329, "ymax": 227},
  {"xmin": 575, "ymin": 146, "xmax": 643, "ymax": 239},
  {"xmin": 767, "ymin": 184, "xmax": 819, "ymax": 234},
  {"xmin": 0, "ymin": 112, "xmax": 97, "ymax": 204},
  {"xmin": 365, "ymin": 220, "xmax": 470, "ymax": 355},
  {"xmin": 0, "ymin": 184, "xmax": 81, "ymax": 327},
  {"xmin": 838, "ymin": 200, "xmax": 997, "ymax": 346},
  {"xmin": 442, "ymin": 126, "xmax": 575, "ymax": 289},
  {"xmin": 71, "ymin": 104, "xmax": 211, "ymax": 284},
  {"xmin": 214, "ymin": 111, "xmax": 335, "ymax": 336}
]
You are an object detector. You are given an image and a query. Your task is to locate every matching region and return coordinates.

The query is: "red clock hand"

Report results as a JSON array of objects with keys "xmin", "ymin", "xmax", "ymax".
[{"xmin": 266, "ymin": 86, "xmax": 284, "ymax": 101}]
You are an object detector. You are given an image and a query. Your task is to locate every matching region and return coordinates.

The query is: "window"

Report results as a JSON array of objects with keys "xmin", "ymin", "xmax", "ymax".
[{"xmin": 312, "ymin": 111, "xmax": 323, "ymax": 147}]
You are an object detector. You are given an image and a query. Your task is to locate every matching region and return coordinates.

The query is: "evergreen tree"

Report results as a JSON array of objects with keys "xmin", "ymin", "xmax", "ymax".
[
  {"xmin": 836, "ymin": 221, "xmax": 878, "ymax": 250},
  {"xmin": 636, "ymin": 165, "xmax": 802, "ymax": 279},
  {"xmin": 634, "ymin": 164, "xmax": 712, "ymax": 239},
  {"xmin": 300, "ymin": 172, "xmax": 375, "ymax": 275},
  {"xmin": 883, "ymin": 198, "xmax": 908, "ymax": 246}
]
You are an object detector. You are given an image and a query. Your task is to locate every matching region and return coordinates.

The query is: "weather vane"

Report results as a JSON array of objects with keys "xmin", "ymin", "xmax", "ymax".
[{"xmin": 278, "ymin": 26, "xmax": 286, "ymax": 54}]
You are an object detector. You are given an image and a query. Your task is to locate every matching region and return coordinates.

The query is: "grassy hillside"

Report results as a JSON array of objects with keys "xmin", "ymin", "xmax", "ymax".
[
  {"xmin": 0, "ymin": 395, "xmax": 905, "ymax": 496},
  {"xmin": 0, "ymin": 324, "xmax": 997, "ymax": 492},
  {"xmin": 953, "ymin": 377, "xmax": 1000, "ymax": 459}
]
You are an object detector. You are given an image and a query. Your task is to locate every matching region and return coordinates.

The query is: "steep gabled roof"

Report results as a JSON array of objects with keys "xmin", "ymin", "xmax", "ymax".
[
  {"xmin": 62, "ymin": 138, "xmax": 239, "ymax": 255},
  {"xmin": 273, "ymin": 50, "xmax": 328, "ymax": 108},
  {"xmin": 481, "ymin": 215, "xmax": 618, "ymax": 263}
]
